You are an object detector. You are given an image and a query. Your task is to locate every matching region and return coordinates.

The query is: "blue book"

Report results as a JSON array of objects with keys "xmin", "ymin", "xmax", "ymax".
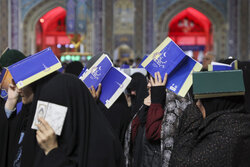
[
  {"xmin": 7, "ymin": 48, "xmax": 62, "ymax": 89},
  {"xmin": 79, "ymin": 53, "xmax": 131, "ymax": 108},
  {"xmin": 208, "ymin": 60, "xmax": 238, "ymax": 71},
  {"xmin": 0, "ymin": 68, "xmax": 10, "ymax": 99},
  {"xmin": 140, "ymin": 37, "xmax": 202, "ymax": 97}
]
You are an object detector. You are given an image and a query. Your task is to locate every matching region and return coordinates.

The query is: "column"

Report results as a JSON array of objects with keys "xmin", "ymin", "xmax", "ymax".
[
  {"xmin": 93, "ymin": 0, "xmax": 103, "ymax": 55},
  {"xmin": 227, "ymin": 0, "xmax": 238, "ymax": 59},
  {"xmin": 103, "ymin": 0, "xmax": 113, "ymax": 56},
  {"xmin": 134, "ymin": 0, "xmax": 143, "ymax": 58},
  {"xmin": 145, "ymin": 0, "xmax": 154, "ymax": 55},
  {"xmin": 0, "ymin": 0, "xmax": 9, "ymax": 53}
]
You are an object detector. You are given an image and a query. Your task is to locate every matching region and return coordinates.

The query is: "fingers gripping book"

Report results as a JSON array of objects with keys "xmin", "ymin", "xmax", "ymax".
[{"xmin": 31, "ymin": 100, "xmax": 68, "ymax": 136}]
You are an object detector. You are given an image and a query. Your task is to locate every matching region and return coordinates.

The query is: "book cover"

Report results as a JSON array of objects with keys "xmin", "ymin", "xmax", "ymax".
[
  {"xmin": 193, "ymin": 70, "xmax": 245, "ymax": 99},
  {"xmin": 0, "ymin": 68, "xmax": 13, "ymax": 99},
  {"xmin": 140, "ymin": 37, "xmax": 186, "ymax": 79},
  {"xmin": 31, "ymin": 100, "xmax": 68, "ymax": 136},
  {"xmin": 79, "ymin": 53, "xmax": 131, "ymax": 108},
  {"xmin": 166, "ymin": 56, "xmax": 202, "ymax": 97},
  {"xmin": 79, "ymin": 54, "xmax": 112, "ymax": 89},
  {"xmin": 8, "ymin": 47, "xmax": 62, "ymax": 89},
  {"xmin": 140, "ymin": 37, "xmax": 202, "ymax": 97},
  {"xmin": 138, "ymin": 55, "xmax": 148, "ymax": 68},
  {"xmin": 208, "ymin": 60, "xmax": 238, "ymax": 71}
]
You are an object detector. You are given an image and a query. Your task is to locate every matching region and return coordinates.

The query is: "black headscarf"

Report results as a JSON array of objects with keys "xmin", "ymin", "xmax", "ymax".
[
  {"xmin": 126, "ymin": 73, "xmax": 148, "ymax": 117},
  {"xmin": 201, "ymin": 95, "xmax": 245, "ymax": 117},
  {"xmin": 20, "ymin": 73, "xmax": 124, "ymax": 167},
  {"xmin": 64, "ymin": 61, "xmax": 84, "ymax": 76},
  {"xmin": 0, "ymin": 48, "xmax": 26, "ymax": 68}
]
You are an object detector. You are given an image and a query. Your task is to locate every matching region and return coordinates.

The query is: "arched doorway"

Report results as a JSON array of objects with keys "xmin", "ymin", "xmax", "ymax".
[
  {"xmin": 157, "ymin": 0, "xmax": 227, "ymax": 60},
  {"xmin": 168, "ymin": 7, "xmax": 213, "ymax": 60},
  {"xmin": 22, "ymin": 0, "xmax": 66, "ymax": 55},
  {"xmin": 36, "ymin": 7, "xmax": 70, "ymax": 57}
]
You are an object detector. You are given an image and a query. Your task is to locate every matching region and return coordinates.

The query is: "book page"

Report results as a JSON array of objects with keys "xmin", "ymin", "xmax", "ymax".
[{"xmin": 31, "ymin": 100, "xmax": 68, "ymax": 136}]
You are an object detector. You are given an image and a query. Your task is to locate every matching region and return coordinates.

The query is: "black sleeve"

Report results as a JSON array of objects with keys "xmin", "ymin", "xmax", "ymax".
[
  {"xmin": 43, "ymin": 148, "xmax": 77, "ymax": 167},
  {"xmin": 151, "ymin": 86, "xmax": 166, "ymax": 104}
]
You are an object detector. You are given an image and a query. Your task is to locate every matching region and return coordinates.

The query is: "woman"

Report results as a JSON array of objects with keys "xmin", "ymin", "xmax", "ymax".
[
  {"xmin": 0, "ymin": 48, "xmax": 27, "ymax": 167},
  {"xmin": 124, "ymin": 72, "xmax": 192, "ymax": 167},
  {"xmin": 18, "ymin": 72, "xmax": 124, "ymax": 167},
  {"xmin": 169, "ymin": 94, "xmax": 250, "ymax": 166}
]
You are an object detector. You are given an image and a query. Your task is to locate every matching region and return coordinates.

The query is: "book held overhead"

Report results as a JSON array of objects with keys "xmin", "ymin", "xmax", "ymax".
[
  {"xmin": 140, "ymin": 37, "xmax": 202, "ymax": 97},
  {"xmin": 79, "ymin": 53, "xmax": 131, "ymax": 108}
]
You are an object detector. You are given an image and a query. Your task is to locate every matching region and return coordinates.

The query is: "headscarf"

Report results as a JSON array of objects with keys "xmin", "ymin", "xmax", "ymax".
[
  {"xmin": 0, "ymin": 48, "xmax": 26, "ymax": 68},
  {"xmin": 201, "ymin": 95, "xmax": 245, "ymax": 117},
  {"xmin": 20, "ymin": 73, "xmax": 124, "ymax": 167},
  {"xmin": 64, "ymin": 61, "xmax": 84, "ymax": 76},
  {"xmin": 126, "ymin": 73, "xmax": 148, "ymax": 117}
]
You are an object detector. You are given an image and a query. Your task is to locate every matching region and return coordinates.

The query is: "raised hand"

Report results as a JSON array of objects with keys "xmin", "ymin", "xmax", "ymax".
[
  {"xmin": 89, "ymin": 83, "xmax": 102, "ymax": 100},
  {"xmin": 149, "ymin": 72, "xmax": 168, "ymax": 87},
  {"xmin": 5, "ymin": 79, "xmax": 19, "ymax": 110}
]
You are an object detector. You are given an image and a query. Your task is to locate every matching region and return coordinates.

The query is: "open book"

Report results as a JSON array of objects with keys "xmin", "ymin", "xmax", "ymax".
[
  {"xmin": 208, "ymin": 60, "xmax": 238, "ymax": 71},
  {"xmin": 79, "ymin": 53, "xmax": 131, "ymax": 108},
  {"xmin": 31, "ymin": 100, "xmax": 68, "ymax": 136},
  {"xmin": 140, "ymin": 37, "xmax": 202, "ymax": 97}
]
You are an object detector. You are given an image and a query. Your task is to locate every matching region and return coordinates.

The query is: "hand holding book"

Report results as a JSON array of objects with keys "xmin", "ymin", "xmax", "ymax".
[
  {"xmin": 149, "ymin": 72, "xmax": 168, "ymax": 87},
  {"xmin": 89, "ymin": 83, "xmax": 101, "ymax": 100},
  {"xmin": 5, "ymin": 79, "xmax": 19, "ymax": 111},
  {"xmin": 36, "ymin": 117, "xmax": 58, "ymax": 155}
]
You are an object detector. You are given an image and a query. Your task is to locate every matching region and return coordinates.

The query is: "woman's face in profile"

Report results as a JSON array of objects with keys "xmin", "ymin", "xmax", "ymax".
[{"xmin": 17, "ymin": 86, "xmax": 34, "ymax": 104}]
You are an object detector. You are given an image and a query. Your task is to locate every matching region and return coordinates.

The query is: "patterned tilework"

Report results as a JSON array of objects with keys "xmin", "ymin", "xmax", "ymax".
[
  {"xmin": 21, "ymin": 0, "xmax": 42, "ymax": 21},
  {"xmin": 156, "ymin": 0, "xmax": 227, "ymax": 21},
  {"xmin": 11, "ymin": 0, "xmax": 19, "ymax": 49},
  {"xmin": 76, "ymin": 0, "xmax": 86, "ymax": 33},
  {"xmin": 66, "ymin": 0, "xmax": 76, "ymax": 33}
]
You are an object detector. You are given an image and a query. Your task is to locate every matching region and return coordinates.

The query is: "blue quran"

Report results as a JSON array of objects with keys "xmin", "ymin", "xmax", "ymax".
[
  {"xmin": 140, "ymin": 37, "xmax": 202, "ymax": 97},
  {"xmin": 7, "ymin": 47, "xmax": 62, "ymax": 89},
  {"xmin": 208, "ymin": 60, "xmax": 238, "ymax": 71},
  {"xmin": 79, "ymin": 53, "xmax": 131, "ymax": 108}
]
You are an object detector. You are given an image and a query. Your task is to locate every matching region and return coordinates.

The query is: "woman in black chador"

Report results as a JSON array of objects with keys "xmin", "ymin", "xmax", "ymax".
[
  {"xmin": 169, "ymin": 94, "xmax": 250, "ymax": 167},
  {"xmin": 19, "ymin": 72, "xmax": 124, "ymax": 167}
]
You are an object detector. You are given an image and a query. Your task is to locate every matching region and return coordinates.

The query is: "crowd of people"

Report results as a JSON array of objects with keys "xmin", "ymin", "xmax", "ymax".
[{"xmin": 0, "ymin": 48, "xmax": 250, "ymax": 167}]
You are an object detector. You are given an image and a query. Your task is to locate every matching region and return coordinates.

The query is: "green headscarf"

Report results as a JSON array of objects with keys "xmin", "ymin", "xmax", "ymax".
[{"xmin": 0, "ymin": 48, "xmax": 26, "ymax": 68}]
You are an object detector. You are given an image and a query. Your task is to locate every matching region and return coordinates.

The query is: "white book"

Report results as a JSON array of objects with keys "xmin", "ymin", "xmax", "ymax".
[{"xmin": 31, "ymin": 100, "xmax": 68, "ymax": 136}]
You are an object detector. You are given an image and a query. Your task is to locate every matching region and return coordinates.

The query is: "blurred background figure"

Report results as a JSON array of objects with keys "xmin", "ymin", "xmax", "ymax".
[{"xmin": 202, "ymin": 52, "xmax": 215, "ymax": 70}]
